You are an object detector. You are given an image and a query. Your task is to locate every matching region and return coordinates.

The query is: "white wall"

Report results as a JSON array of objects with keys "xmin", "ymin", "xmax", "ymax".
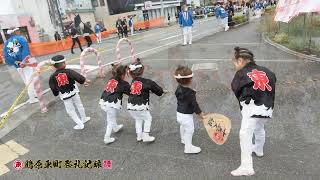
[{"xmin": 0, "ymin": 0, "xmax": 15, "ymax": 15}]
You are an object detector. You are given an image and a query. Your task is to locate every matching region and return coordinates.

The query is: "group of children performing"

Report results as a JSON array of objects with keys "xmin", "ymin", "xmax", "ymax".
[{"xmin": 48, "ymin": 46, "xmax": 276, "ymax": 177}]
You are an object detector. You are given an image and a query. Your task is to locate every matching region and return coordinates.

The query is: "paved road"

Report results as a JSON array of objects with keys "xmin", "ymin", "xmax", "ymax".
[{"xmin": 1, "ymin": 19, "xmax": 320, "ymax": 179}]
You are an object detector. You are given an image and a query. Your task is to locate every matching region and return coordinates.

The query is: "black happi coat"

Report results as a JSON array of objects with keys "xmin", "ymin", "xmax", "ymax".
[
  {"xmin": 49, "ymin": 69, "xmax": 85, "ymax": 100},
  {"xmin": 127, "ymin": 77, "xmax": 164, "ymax": 111},
  {"xmin": 175, "ymin": 85, "xmax": 202, "ymax": 115},
  {"xmin": 231, "ymin": 62, "xmax": 277, "ymax": 118},
  {"xmin": 100, "ymin": 78, "xmax": 130, "ymax": 110}
]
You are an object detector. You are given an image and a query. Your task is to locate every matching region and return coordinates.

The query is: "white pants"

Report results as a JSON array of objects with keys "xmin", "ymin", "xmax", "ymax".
[
  {"xmin": 239, "ymin": 116, "xmax": 267, "ymax": 170},
  {"xmin": 130, "ymin": 26, "xmax": 134, "ymax": 35},
  {"xmin": 96, "ymin": 33, "xmax": 102, "ymax": 43},
  {"xmin": 128, "ymin": 110, "xmax": 152, "ymax": 134},
  {"xmin": 220, "ymin": 17, "xmax": 229, "ymax": 31},
  {"xmin": 182, "ymin": 26, "xmax": 192, "ymax": 45},
  {"xmin": 176, "ymin": 112, "xmax": 194, "ymax": 143},
  {"xmin": 255, "ymin": 9, "xmax": 262, "ymax": 18},
  {"xmin": 104, "ymin": 108, "xmax": 120, "ymax": 138},
  {"xmin": 63, "ymin": 93, "xmax": 86, "ymax": 126},
  {"xmin": 16, "ymin": 65, "xmax": 37, "ymax": 101}
]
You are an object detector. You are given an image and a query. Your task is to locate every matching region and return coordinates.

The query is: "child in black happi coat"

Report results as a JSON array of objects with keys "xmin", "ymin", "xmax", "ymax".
[
  {"xmin": 127, "ymin": 59, "xmax": 164, "ymax": 142},
  {"xmin": 174, "ymin": 66, "xmax": 205, "ymax": 154},
  {"xmin": 49, "ymin": 55, "xmax": 91, "ymax": 130},
  {"xmin": 99, "ymin": 65, "xmax": 130, "ymax": 144},
  {"xmin": 230, "ymin": 47, "xmax": 276, "ymax": 176}
]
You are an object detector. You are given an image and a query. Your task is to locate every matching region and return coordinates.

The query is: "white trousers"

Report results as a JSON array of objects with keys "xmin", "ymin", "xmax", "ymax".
[
  {"xmin": 104, "ymin": 108, "xmax": 120, "ymax": 138},
  {"xmin": 239, "ymin": 116, "xmax": 267, "ymax": 170},
  {"xmin": 16, "ymin": 65, "xmax": 37, "ymax": 101},
  {"xmin": 96, "ymin": 33, "xmax": 102, "ymax": 43},
  {"xmin": 182, "ymin": 26, "xmax": 192, "ymax": 45},
  {"xmin": 255, "ymin": 9, "xmax": 262, "ymax": 18},
  {"xmin": 176, "ymin": 112, "xmax": 194, "ymax": 145},
  {"xmin": 63, "ymin": 93, "xmax": 86, "ymax": 126},
  {"xmin": 128, "ymin": 110, "xmax": 152, "ymax": 134},
  {"xmin": 220, "ymin": 17, "xmax": 229, "ymax": 31},
  {"xmin": 130, "ymin": 26, "xmax": 134, "ymax": 35}
]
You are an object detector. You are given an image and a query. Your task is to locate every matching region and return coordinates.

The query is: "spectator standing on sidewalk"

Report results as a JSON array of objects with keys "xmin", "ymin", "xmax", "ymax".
[
  {"xmin": 3, "ymin": 27, "xmax": 39, "ymax": 104},
  {"xmin": 179, "ymin": 5, "xmax": 193, "ymax": 46},
  {"xmin": 215, "ymin": 3, "xmax": 229, "ymax": 31},
  {"xmin": 116, "ymin": 17, "xmax": 123, "ymax": 39},
  {"xmin": 129, "ymin": 16, "xmax": 134, "ymax": 36},
  {"xmin": 70, "ymin": 23, "xmax": 83, "ymax": 54},
  {"xmin": 83, "ymin": 22, "xmax": 93, "ymax": 47},
  {"xmin": 54, "ymin": 31, "xmax": 61, "ymax": 41},
  {"xmin": 168, "ymin": 13, "xmax": 171, "ymax": 25},
  {"xmin": 122, "ymin": 17, "xmax": 128, "ymax": 38},
  {"xmin": 95, "ymin": 23, "xmax": 102, "ymax": 43}
]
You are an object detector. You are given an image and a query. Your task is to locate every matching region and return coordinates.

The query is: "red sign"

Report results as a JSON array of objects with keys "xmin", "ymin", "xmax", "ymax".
[{"xmin": 55, "ymin": 73, "xmax": 69, "ymax": 87}]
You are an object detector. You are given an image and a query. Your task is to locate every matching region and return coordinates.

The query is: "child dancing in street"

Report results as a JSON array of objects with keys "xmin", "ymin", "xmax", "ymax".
[
  {"xmin": 99, "ymin": 65, "xmax": 131, "ymax": 144},
  {"xmin": 49, "ymin": 55, "xmax": 91, "ymax": 130},
  {"xmin": 174, "ymin": 66, "xmax": 205, "ymax": 154},
  {"xmin": 127, "ymin": 59, "xmax": 164, "ymax": 142}
]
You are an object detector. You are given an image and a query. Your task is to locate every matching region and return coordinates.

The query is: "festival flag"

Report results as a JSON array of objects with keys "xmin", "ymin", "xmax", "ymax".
[{"xmin": 275, "ymin": 0, "xmax": 320, "ymax": 23}]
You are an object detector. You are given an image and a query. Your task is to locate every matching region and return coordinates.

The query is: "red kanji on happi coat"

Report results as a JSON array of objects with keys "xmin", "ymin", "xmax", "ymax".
[
  {"xmin": 105, "ymin": 79, "xmax": 118, "ymax": 93},
  {"xmin": 55, "ymin": 73, "xmax": 69, "ymax": 87},
  {"xmin": 247, "ymin": 69, "xmax": 272, "ymax": 91},
  {"xmin": 130, "ymin": 81, "xmax": 142, "ymax": 95}
]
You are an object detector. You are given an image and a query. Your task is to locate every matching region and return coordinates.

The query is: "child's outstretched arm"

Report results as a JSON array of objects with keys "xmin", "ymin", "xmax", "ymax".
[
  {"xmin": 150, "ymin": 80, "xmax": 164, "ymax": 96},
  {"xmin": 68, "ymin": 69, "xmax": 90, "ymax": 86}
]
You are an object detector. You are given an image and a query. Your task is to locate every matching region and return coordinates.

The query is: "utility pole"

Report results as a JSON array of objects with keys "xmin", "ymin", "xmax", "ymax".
[
  {"xmin": 160, "ymin": 0, "xmax": 164, "ymax": 17},
  {"xmin": 54, "ymin": 0, "xmax": 64, "ymax": 33}
]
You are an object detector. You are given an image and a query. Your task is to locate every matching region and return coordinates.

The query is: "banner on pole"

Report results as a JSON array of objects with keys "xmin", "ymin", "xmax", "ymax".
[{"xmin": 275, "ymin": 0, "xmax": 320, "ymax": 23}]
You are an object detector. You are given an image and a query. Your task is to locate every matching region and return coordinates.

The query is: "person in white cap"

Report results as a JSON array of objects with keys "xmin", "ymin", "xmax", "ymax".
[
  {"xmin": 3, "ymin": 27, "xmax": 39, "ymax": 104},
  {"xmin": 49, "ymin": 55, "xmax": 91, "ymax": 130}
]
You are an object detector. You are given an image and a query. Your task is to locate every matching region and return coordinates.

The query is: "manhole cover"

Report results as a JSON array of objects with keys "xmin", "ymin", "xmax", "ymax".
[{"xmin": 192, "ymin": 63, "xmax": 218, "ymax": 71}]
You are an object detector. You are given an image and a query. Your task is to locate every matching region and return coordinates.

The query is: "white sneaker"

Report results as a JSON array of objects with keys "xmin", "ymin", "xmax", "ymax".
[
  {"xmin": 252, "ymin": 150, "xmax": 264, "ymax": 157},
  {"xmin": 113, "ymin": 124, "xmax": 123, "ymax": 133},
  {"xmin": 28, "ymin": 98, "xmax": 39, "ymax": 104},
  {"xmin": 182, "ymin": 43, "xmax": 187, "ymax": 46},
  {"xmin": 142, "ymin": 132, "xmax": 155, "ymax": 142},
  {"xmin": 231, "ymin": 167, "xmax": 255, "ymax": 176},
  {"xmin": 184, "ymin": 145, "xmax": 201, "ymax": 154},
  {"xmin": 73, "ymin": 124, "xmax": 84, "ymax": 130},
  {"xmin": 137, "ymin": 133, "xmax": 142, "ymax": 142},
  {"xmin": 188, "ymin": 42, "xmax": 192, "ymax": 45},
  {"xmin": 104, "ymin": 137, "xmax": 115, "ymax": 144},
  {"xmin": 225, "ymin": 26, "xmax": 229, "ymax": 31},
  {"xmin": 181, "ymin": 139, "xmax": 185, "ymax": 144},
  {"xmin": 83, "ymin": 117, "xmax": 91, "ymax": 124}
]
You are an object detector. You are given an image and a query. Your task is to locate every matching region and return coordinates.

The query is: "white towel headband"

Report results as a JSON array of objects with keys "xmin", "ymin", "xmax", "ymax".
[{"xmin": 174, "ymin": 73, "xmax": 193, "ymax": 79}]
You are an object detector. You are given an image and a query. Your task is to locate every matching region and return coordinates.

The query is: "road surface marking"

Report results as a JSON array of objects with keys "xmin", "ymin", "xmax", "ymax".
[
  {"xmin": 0, "ymin": 140, "xmax": 29, "ymax": 176},
  {"xmin": 0, "ymin": 165, "xmax": 9, "ymax": 176},
  {"xmin": 5, "ymin": 140, "xmax": 29, "ymax": 156},
  {"xmin": 157, "ymin": 30, "xmax": 197, "ymax": 42}
]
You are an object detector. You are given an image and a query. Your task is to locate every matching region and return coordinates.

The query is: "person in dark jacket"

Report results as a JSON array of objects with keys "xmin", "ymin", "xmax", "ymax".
[
  {"xmin": 100, "ymin": 65, "xmax": 130, "ymax": 144},
  {"xmin": 54, "ymin": 31, "xmax": 61, "ymax": 41},
  {"xmin": 122, "ymin": 17, "xmax": 128, "ymax": 38},
  {"xmin": 49, "ymin": 55, "xmax": 91, "ymax": 130},
  {"xmin": 69, "ymin": 23, "xmax": 83, "ymax": 54},
  {"xmin": 116, "ymin": 17, "xmax": 123, "ymax": 39},
  {"xmin": 230, "ymin": 47, "xmax": 276, "ymax": 176},
  {"xmin": 127, "ymin": 58, "xmax": 164, "ymax": 143},
  {"xmin": 174, "ymin": 66, "xmax": 205, "ymax": 154},
  {"xmin": 83, "ymin": 22, "xmax": 93, "ymax": 47}
]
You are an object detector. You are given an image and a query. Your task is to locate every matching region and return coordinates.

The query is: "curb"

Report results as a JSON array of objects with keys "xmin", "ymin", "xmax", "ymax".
[{"xmin": 262, "ymin": 33, "xmax": 320, "ymax": 62}]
